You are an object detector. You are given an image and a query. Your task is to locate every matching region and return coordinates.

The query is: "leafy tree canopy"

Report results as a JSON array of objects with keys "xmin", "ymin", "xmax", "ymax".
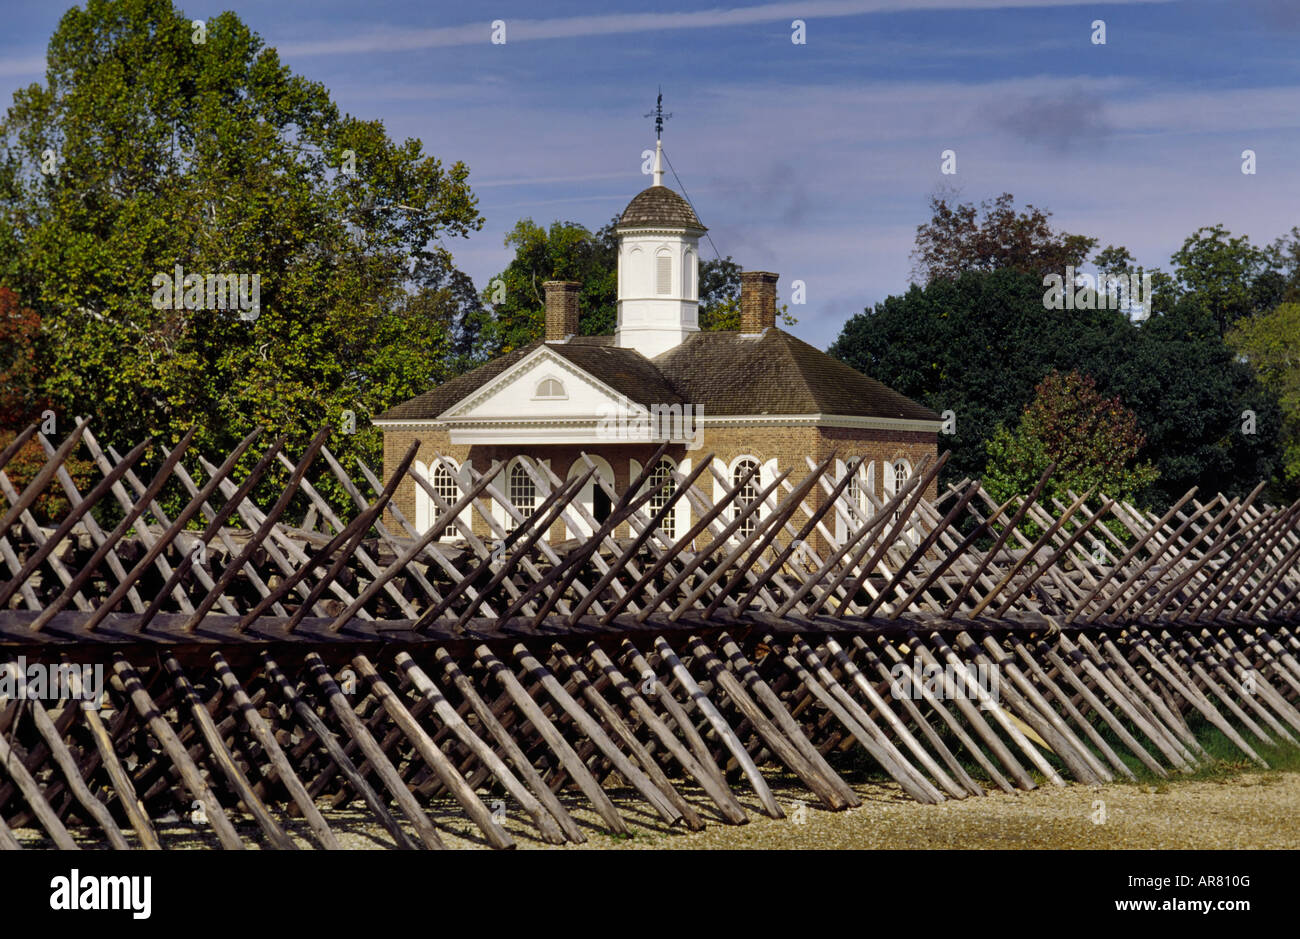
[
  {"xmin": 0, "ymin": 286, "xmax": 44, "ymax": 427},
  {"xmin": 833, "ymin": 193, "xmax": 1289, "ymax": 504},
  {"xmin": 1230, "ymin": 302, "xmax": 1300, "ymax": 489},
  {"xmin": 476, "ymin": 217, "xmax": 619, "ymax": 357},
  {"xmin": 1170, "ymin": 224, "xmax": 1286, "ymax": 336},
  {"xmin": 910, "ymin": 192, "xmax": 1098, "ymax": 284},
  {"xmin": 0, "ymin": 0, "xmax": 484, "ymax": 511},
  {"xmin": 828, "ymin": 268, "xmax": 1281, "ymax": 506},
  {"xmin": 984, "ymin": 370, "xmax": 1158, "ymax": 509}
]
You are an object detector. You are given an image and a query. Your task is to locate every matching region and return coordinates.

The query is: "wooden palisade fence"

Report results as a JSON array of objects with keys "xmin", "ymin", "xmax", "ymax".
[{"xmin": 1, "ymin": 420, "xmax": 1298, "ymax": 848}]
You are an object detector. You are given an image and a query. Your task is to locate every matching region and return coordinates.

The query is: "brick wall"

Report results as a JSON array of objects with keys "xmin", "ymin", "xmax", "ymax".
[
  {"xmin": 383, "ymin": 428, "xmax": 675, "ymax": 541},
  {"xmin": 381, "ymin": 423, "xmax": 938, "ymax": 558}
]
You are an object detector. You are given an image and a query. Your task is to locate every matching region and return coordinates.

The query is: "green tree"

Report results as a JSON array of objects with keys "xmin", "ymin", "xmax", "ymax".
[
  {"xmin": 696, "ymin": 256, "xmax": 797, "ymax": 330},
  {"xmin": 829, "ymin": 268, "xmax": 1131, "ymax": 485},
  {"xmin": 828, "ymin": 268, "xmax": 1280, "ymax": 505},
  {"xmin": 0, "ymin": 286, "xmax": 93, "ymax": 520},
  {"xmin": 698, "ymin": 256, "xmax": 743, "ymax": 330},
  {"xmin": 1229, "ymin": 302, "xmax": 1300, "ymax": 493},
  {"xmin": 1093, "ymin": 244, "xmax": 1135, "ymax": 278},
  {"xmin": 477, "ymin": 217, "xmax": 618, "ymax": 356},
  {"xmin": 984, "ymin": 370, "xmax": 1158, "ymax": 509},
  {"xmin": 1264, "ymin": 227, "xmax": 1300, "ymax": 305},
  {"xmin": 0, "ymin": 0, "xmax": 483, "ymax": 511},
  {"xmin": 1106, "ymin": 296, "xmax": 1281, "ymax": 501},
  {"xmin": 1170, "ymin": 225, "xmax": 1279, "ymax": 336},
  {"xmin": 910, "ymin": 192, "xmax": 1097, "ymax": 284}
]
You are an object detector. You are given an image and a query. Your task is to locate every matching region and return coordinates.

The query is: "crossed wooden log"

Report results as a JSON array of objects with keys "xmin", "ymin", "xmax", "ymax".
[{"xmin": 0, "ymin": 421, "xmax": 1297, "ymax": 848}]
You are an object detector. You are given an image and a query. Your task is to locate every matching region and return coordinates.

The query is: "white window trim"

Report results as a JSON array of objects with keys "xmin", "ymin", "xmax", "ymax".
[
  {"xmin": 676, "ymin": 457, "xmax": 693, "ymax": 535},
  {"xmin": 415, "ymin": 457, "xmax": 472, "ymax": 541},
  {"xmin": 727, "ymin": 454, "xmax": 764, "ymax": 538},
  {"xmin": 645, "ymin": 455, "xmax": 680, "ymax": 542},
  {"xmin": 497, "ymin": 457, "xmax": 544, "ymax": 535},
  {"xmin": 883, "ymin": 457, "xmax": 916, "ymax": 535},
  {"xmin": 884, "ymin": 457, "xmax": 914, "ymax": 497},
  {"xmin": 834, "ymin": 457, "xmax": 875, "ymax": 545},
  {"xmin": 532, "ymin": 376, "xmax": 568, "ymax": 400}
]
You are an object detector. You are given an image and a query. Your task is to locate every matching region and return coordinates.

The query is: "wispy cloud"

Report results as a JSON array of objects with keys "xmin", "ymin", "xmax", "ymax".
[
  {"xmin": 274, "ymin": 0, "xmax": 1173, "ymax": 56},
  {"xmin": 491, "ymin": 194, "xmax": 628, "ymax": 211},
  {"xmin": 475, "ymin": 171, "xmax": 636, "ymax": 188}
]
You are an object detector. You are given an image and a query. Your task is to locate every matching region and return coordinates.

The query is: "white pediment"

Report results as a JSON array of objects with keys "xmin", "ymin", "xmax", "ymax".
[
  {"xmin": 435, "ymin": 345, "xmax": 668, "ymax": 444},
  {"xmin": 439, "ymin": 346, "xmax": 644, "ymax": 422}
]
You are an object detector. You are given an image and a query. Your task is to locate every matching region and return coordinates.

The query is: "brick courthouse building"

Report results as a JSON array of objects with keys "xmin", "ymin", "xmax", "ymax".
[{"xmin": 374, "ymin": 140, "xmax": 939, "ymax": 547}]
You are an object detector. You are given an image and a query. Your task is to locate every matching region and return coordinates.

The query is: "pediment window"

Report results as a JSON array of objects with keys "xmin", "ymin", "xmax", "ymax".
[{"xmin": 533, "ymin": 377, "xmax": 567, "ymax": 400}]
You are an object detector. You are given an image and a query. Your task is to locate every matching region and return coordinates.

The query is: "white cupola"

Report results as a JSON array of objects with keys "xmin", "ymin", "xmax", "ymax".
[{"xmin": 614, "ymin": 138, "xmax": 707, "ymax": 359}]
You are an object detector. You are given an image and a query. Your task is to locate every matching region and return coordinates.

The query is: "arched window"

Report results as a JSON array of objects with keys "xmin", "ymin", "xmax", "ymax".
[
  {"xmin": 648, "ymin": 458, "xmax": 678, "ymax": 540},
  {"xmin": 883, "ymin": 458, "xmax": 912, "ymax": 497},
  {"xmin": 892, "ymin": 458, "xmax": 912, "ymax": 489},
  {"xmin": 535, "ymin": 377, "xmax": 565, "ymax": 399},
  {"xmin": 655, "ymin": 249, "xmax": 673, "ymax": 295},
  {"xmin": 732, "ymin": 458, "xmax": 761, "ymax": 537},
  {"xmin": 833, "ymin": 458, "xmax": 872, "ymax": 544},
  {"xmin": 507, "ymin": 461, "xmax": 537, "ymax": 531},
  {"xmin": 684, "ymin": 249, "xmax": 696, "ymax": 299},
  {"xmin": 846, "ymin": 457, "xmax": 868, "ymax": 516},
  {"xmin": 431, "ymin": 462, "xmax": 461, "ymax": 538},
  {"xmin": 886, "ymin": 458, "xmax": 913, "ymax": 523}
]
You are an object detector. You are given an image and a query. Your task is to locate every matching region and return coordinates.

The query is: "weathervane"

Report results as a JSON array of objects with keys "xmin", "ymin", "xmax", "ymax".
[{"xmin": 645, "ymin": 88, "xmax": 671, "ymax": 141}]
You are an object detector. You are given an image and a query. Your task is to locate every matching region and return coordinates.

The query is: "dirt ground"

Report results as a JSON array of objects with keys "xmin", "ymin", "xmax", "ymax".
[
  {"xmin": 557, "ymin": 771, "xmax": 1300, "ymax": 851},
  {"xmin": 15, "ymin": 769, "xmax": 1300, "ymax": 850}
]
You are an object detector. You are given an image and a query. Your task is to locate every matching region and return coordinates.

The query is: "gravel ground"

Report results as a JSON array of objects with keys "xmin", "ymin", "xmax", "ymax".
[{"xmin": 15, "ymin": 770, "xmax": 1300, "ymax": 850}]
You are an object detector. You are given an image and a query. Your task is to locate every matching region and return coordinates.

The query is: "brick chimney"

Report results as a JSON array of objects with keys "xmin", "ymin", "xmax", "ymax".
[
  {"xmin": 543, "ymin": 280, "xmax": 581, "ymax": 341},
  {"xmin": 739, "ymin": 271, "xmax": 778, "ymax": 334}
]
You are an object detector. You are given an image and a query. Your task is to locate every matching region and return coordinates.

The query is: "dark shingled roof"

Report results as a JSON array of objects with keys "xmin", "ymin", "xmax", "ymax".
[
  {"xmin": 374, "ymin": 343, "xmax": 541, "ymax": 421},
  {"xmin": 617, "ymin": 185, "xmax": 705, "ymax": 231},
  {"xmin": 374, "ymin": 336, "xmax": 681, "ymax": 421},
  {"xmin": 652, "ymin": 329, "xmax": 941, "ymax": 421},
  {"xmin": 550, "ymin": 341, "xmax": 685, "ymax": 406},
  {"xmin": 375, "ymin": 329, "xmax": 939, "ymax": 423}
]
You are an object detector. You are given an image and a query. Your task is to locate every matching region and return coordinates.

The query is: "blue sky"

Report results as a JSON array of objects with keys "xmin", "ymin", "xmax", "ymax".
[{"xmin": 2, "ymin": 0, "xmax": 1299, "ymax": 348}]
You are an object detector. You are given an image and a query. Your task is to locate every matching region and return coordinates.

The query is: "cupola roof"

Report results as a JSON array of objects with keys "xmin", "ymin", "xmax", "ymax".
[{"xmin": 616, "ymin": 185, "xmax": 705, "ymax": 231}]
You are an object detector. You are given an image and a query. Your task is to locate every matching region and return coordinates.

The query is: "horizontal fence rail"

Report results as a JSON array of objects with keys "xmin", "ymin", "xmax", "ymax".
[{"xmin": 1, "ymin": 421, "xmax": 1298, "ymax": 848}]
